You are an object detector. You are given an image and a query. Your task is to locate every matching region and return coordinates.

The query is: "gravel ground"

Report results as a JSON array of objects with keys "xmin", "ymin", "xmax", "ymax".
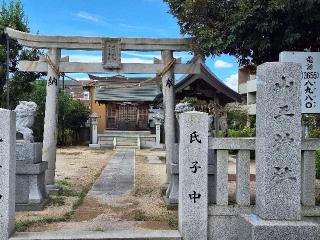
[
  {"xmin": 16, "ymin": 146, "xmax": 113, "ymax": 224},
  {"xmin": 17, "ymin": 148, "xmax": 177, "ymax": 232}
]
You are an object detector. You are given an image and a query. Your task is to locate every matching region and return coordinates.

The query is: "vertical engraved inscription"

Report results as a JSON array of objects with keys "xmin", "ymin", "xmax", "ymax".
[{"xmin": 102, "ymin": 38, "xmax": 121, "ymax": 69}]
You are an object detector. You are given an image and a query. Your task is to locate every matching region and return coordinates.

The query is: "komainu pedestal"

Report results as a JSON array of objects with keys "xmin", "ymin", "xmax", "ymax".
[{"xmin": 16, "ymin": 142, "xmax": 48, "ymax": 211}]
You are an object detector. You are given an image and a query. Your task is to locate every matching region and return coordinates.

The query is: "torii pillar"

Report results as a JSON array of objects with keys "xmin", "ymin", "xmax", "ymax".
[
  {"xmin": 161, "ymin": 50, "xmax": 176, "ymax": 200},
  {"xmin": 43, "ymin": 48, "xmax": 61, "ymax": 188}
]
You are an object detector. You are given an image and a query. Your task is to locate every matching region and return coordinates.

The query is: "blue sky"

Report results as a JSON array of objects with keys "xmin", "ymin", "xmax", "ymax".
[{"xmin": 19, "ymin": 0, "xmax": 239, "ymax": 91}]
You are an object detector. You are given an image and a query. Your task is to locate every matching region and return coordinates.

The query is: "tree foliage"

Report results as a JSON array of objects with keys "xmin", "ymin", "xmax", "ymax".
[
  {"xmin": 164, "ymin": 0, "xmax": 320, "ymax": 65},
  {"xmin": 0, "ymin": 0, "xmax": 41, "ymax": 108},
  {"xmin": 22, "ymin": 80, "xmax": 90, "ymax": 144},
  {"xmin": 58, "ymin": 91, "xmax": 90, "ymax": 131},
  {"xmin": 58, "ymin": 91, "xmax": 90, "ymax": 145}
]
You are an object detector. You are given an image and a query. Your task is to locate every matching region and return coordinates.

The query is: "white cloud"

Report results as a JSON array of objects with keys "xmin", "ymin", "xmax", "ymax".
[
  {"xmin": 74, "ymin": 11, "xmax": 168, "ymax": 35},
  {"xmin": 214, "ymin": 60, "xmax": 233, "ymax": 69},
  {"xmin": 223, "ymin": 73, "xmax": 238, "ymax": 91},
  {"xmin": 75, "ymin": 11, "xmax": 101, "ymax": 23}
]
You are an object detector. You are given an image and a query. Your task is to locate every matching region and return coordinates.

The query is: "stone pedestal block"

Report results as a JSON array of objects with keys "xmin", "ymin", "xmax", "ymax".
[
  {"xmin": 15, "ymin": 142, "xmax": 48, "ymax": 211},
  {"xmin": 16, "ymin": 142, "xmax": 42, "ymax": 163},
  {"xmin": 0, "ymin": 109, "xmax": 16, "ymax": 239},
  {"xmin": 178, "ymin": 111, "xmax": 208, "ymax": 240},
  {"xmin": 255, "ymin": 62, "xmax": 302, "ymax": 220},
  {"xmin": 16, "ymin": 161, "xmax": 48, "ymax": 211},
  {"xmin": 240, "ymin": 215, "xmax": 320, "ymax": 240}
]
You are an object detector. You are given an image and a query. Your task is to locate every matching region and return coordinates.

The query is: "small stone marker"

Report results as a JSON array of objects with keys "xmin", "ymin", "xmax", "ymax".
[
  {"xmin": 145, "ymin": 156, "xmax": 162, "ymax": 164},
  {"xmin": 155, "ymin": 122, "xmax": 161, "ymax": 147},
  {"xmin": 280, "ymin": 51, "xmax": 320, "ymax": 113},
  {"xmin": 89, "ymin": 112, "xmax": 100, "ymax": 148},
  {"xmin": 178, "ymin": 111, "xmax": 208, "ymax": 240},
  {"xmin": 0, "ymin": 109, "xmax": 16, "ymax": 239},
  {"xmin": 256, "ymin": 62, "xmax": 302, "ymax": 220}
]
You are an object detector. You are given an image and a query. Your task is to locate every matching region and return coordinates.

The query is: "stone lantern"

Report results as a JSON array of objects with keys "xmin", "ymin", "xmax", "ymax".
[
  {"xmin": 89, "ymin": 112, "xmax": 100, "ymax": 148},
  {"xmin": 153, "ymin": 113, "xmax": 164, "ymax": 148}
]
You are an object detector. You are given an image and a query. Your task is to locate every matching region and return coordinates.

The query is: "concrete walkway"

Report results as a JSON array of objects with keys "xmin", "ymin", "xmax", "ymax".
[{"xmin": 88, "ymin": 149, "xmax": 135, "ymax": 202}]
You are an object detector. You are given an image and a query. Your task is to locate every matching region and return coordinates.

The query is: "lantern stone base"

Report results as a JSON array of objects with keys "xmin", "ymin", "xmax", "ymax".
[{"xmin": 89, "ymin": 143, "xmax": 101, "ymax": 149}]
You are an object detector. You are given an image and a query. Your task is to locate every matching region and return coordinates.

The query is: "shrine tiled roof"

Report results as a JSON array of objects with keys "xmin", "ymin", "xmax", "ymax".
[
  {"xmin": 154, "ymin": 57, "xmax": 241, "ymax": 104},
  {"xmin": 90, "ymin": 75, "xmax": 161, "ymax": 102}
]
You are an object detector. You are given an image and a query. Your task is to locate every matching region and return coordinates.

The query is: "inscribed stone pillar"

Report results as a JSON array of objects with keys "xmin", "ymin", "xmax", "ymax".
[
  {"xmin": 255, "ymin": 62, "xmax": 302, "ymax": 220},
  {"xmin": 155, "ymin": 122, "xmax": 161, "ymax": 147},
  {"xmin": 161, "ymin": 50, "xmax": 175, "ymax": 185},
  {"xmin": 43, "ymin": 48, "xmax": 61, "ymax": 185},
  {"xmin": 89, "ymin": 112, "xmax": 99, "ymax": 148},
  {"xmin": 92, "ymin": 122, "xmax": 98, "ymax": 144},
  {"xmin": 0, "ymin": 109, "xmax": 16, "ymax": 239},
  {"xmin": 178, "ymin": 111, "xmax": 208, "ymax": 240}
]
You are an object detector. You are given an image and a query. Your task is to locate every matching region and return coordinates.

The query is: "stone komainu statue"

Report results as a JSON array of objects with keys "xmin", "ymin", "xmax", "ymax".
[{"xmin": 14, "ymin": 101, "xmax": 37, "ymax": 142}]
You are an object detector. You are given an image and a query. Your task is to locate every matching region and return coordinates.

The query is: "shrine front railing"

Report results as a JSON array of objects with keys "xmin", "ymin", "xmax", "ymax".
[{"xmin": 208, "ymin": 137, "xmax": 320, "ymax": 208}]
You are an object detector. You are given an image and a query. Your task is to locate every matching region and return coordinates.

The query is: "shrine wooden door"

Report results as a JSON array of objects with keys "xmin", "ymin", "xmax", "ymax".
[
  {"xmin": 106, "ymin": 103, "xmax": 149, "ymax": 130},
  {"xmin": 118, "ymin": 104, "xmax": 137, "ymax": 130}
]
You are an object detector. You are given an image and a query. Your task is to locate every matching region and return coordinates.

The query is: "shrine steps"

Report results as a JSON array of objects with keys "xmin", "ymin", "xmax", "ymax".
[
  {"xmin": 10, "ymin": 230, "xmax": 181, "ymax": 240},
  {"xmin": 98, "ymin": 131, "xmax": 156, "ymax": 149},
  {"xmin": 103, "ymin": 130, "xmax": 152, "ymax": 136}
]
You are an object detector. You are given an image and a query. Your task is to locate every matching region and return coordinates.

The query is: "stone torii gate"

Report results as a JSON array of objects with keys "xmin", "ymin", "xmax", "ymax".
[{"xmin": 5, "ymin": 27, "xmax": 200, "ymax": 202}]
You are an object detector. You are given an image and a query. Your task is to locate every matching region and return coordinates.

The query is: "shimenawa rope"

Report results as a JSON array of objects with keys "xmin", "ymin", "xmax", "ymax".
[{"xmin": 44, "ymin": 55, "xmax": 177, "ymax": 89}]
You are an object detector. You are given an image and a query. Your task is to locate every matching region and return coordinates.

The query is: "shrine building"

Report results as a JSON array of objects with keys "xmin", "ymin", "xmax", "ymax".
[{"xmin": 85, "ymin": 58, "xmax": 241, "ymax": 136}]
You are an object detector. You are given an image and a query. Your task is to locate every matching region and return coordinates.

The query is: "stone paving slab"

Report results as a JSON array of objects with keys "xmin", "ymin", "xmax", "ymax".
[{"xmin": 88, "ymin": 150, "xmax": 135, "ymax": 202}]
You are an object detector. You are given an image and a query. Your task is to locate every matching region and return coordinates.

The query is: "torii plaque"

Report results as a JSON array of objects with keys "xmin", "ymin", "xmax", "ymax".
[{"xmin": 102, "ymin": 38, "xmax": 121, "ymax": 69}]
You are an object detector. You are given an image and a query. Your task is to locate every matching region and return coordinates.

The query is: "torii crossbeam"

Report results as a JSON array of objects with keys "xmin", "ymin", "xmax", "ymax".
[{"xmin": 5, "ymin": 27, "xmax": 200, "ymax": 75}]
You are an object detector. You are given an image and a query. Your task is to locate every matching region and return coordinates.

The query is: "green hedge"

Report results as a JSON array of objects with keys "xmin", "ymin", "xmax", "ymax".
[
  {"xmin": 228, "ymin": 127, "xmax": 256, "ymax": 137},
  {"xmin": 310, "ymin": 129, "xmax": 320, "ymax": 138}
]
